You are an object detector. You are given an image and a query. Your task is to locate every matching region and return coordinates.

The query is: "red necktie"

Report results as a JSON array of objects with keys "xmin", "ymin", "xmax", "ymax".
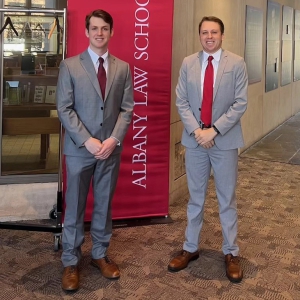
[
  {"xmin": 201, "ymin": 56, "xmax": 214, "ymax": 127},
  {"xmin": 98, "ymin": 57, "xmax": 106, "ymax": 99}
]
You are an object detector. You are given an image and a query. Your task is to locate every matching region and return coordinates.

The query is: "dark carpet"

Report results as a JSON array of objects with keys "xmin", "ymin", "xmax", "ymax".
[{"xmin": 1, "ymin": 156, "xmax": 300, "ymax": 299}]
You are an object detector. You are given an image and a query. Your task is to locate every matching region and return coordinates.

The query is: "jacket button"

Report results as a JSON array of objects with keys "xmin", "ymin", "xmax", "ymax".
[
  {"xmin": 100, "ymin": 123, "xmax": 102, "ymax": 126},
  {"xmin": 101, "ymin": 107, "xmax": 103, "ymax": 110},
  {"xmin": 199, "ymin": 108, "xmax": 201, "ymax": 111}
]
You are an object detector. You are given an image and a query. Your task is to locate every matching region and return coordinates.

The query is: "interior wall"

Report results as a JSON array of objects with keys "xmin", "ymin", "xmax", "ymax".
[
  {"xmin": 169, "ymin": 0, "xmax": 300, "ymax": 203},
  {"xmin": 292, "ymin": 0, "xmax": 300, "ymax": 113},
  {"xmin": 169, "ymin": 0, "xmax": 194, "ymax": 203}
]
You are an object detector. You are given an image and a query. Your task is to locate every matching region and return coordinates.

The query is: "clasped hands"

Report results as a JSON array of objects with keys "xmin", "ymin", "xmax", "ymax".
[
  {"xmin": 84, "ymin": 137, "xmax": 118, "ymax": 160},
  {"xmin": 193, "ymin": 127, "xmax": 217, "ymax": 149}
]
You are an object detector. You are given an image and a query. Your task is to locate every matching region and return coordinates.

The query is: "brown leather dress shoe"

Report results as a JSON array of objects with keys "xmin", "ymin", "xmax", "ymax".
[
  {"xmin": 62, "ymin": 265, "xmax": 79, "ymax": 291},
  {"xmin": 168, "ymin": 250, "xmax": 199, "ymax": 272},
  {"xmin": 225, "ymin": 254, "xmax": 243, "ymax": 283},
  {"xmin": 91, "ymin": 256, "xmax": 120, "ymax": 279}
]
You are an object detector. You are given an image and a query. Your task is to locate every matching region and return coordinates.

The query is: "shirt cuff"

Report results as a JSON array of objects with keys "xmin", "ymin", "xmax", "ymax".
[
  {"xmin": 81, "ymin": 136, "xmax": 92, "ymax": 147},
  {"xmin": 110, "ymin": 136, "xmax": 121, "ymax": 146}
]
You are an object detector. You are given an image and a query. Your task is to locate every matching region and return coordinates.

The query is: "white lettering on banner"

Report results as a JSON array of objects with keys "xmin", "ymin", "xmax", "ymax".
[
  {"xmin": 134, "ymin": 67, "xmax": 148, "ymax": 105},
  {"xmin": 132, "ymin": 113, "xmax": 147, "ymax": 188},
  {"xmin": 134, "ymin": 1, "xmax": 149, "ymax": 60},
  {"xmin": 132, "ymin": 0, "xmax": 149, "ymax": 188},
  {"xmin": 132, "ymin": 165, "xmax": 146, "ymax": 188},
  {"xmin": 135, "ymin": 0, "xmax": 150, "ymax": 6},
  {"xmin": 135, "ymin": 7, "xmax": 149, "ymax": 22}
]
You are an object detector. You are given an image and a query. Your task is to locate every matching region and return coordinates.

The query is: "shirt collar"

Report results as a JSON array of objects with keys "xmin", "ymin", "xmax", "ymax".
[
  {"xmin": 88, "ymin": 47, "xmax": 109, "ymax": 64},
  {"xmin": 203, "ymin": 48, "xmax": 222, "ymax": 62}
]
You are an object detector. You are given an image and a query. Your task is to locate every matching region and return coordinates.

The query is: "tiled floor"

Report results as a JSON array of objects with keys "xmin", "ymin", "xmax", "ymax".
[
  {"xmin": 1, "ymin": 134, "xmax": 59, "ymax": 175},
  {"xmin": 241, "ymin": 112, "xmax": 300, "ymax": 165}
]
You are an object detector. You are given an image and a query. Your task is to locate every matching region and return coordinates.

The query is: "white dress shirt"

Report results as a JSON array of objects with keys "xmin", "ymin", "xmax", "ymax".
[
  {"xmin": 201, "ymin": 48, "xmax": 222, "ymax": 97},
  {"xmin": 88, "ymin": 47, "xmax": 109, "ymax": 75}
]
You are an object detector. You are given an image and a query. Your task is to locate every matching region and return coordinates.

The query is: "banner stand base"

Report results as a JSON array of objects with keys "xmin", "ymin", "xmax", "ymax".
[{"xmin": 84, "ymin": 216, "xmax": 173, "ymax": 230}]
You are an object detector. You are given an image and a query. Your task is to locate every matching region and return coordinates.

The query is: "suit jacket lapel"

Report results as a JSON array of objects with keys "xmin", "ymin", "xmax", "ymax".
[
  {"xmin": 214, "ymin": 49, "xmax": 228, "ymax": 100},
  {"xmin": 195, "ymin": 52, "xmax": 202, "ymax": 103},
  {"xmin": 105, "ymin": 54, "xmax": 117, "ymax": 101},
  {"xmin": 80, "ymin": 50, "xmax": 102, "ymax": 99}
]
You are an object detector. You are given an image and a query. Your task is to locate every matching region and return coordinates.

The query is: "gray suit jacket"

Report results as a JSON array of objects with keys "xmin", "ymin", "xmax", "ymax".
[
  {"xmin": 56, "ymin": 50, "xmax": 134, "ymax": 157},
  {"xmin": 176, "ymin": 49, "xmax": 248, "ymax": 150}
]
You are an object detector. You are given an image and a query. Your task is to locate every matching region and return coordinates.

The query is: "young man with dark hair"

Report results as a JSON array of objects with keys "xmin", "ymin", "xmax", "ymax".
[{"xmin": 56, "ymin": 9, "xmax": 134, "ymax": 291}]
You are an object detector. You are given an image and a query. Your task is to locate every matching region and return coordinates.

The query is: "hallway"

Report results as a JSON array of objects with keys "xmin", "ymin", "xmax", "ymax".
[{"xmin": 241, "ymin": 112, "xmax": 300, "ymax": 164}]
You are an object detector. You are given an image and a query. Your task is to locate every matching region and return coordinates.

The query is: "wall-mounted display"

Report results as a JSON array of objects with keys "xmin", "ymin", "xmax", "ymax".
[
  {"xmin": 266, "ymin": 0, "xmax": 281, "ymax": 92},
  {"xmin": 245, "ymin": 6, "xmax": 263, "ymax": 84},
  {"xmin": 294, "ymin": 10, "xmax": 300, "ymax": 81},
  {"xmin": 281, "ymin": 6, "xmax": 293, "ymax": 86}
]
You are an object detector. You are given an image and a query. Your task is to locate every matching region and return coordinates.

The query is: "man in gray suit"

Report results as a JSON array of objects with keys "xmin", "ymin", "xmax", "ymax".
[
  {"xmin": 56, "ymin": 9, "xmax": 134, "ymax": 291},
  {"xmin": 168, "ymin": 16, "xmax": 248, "ymax": 283}
]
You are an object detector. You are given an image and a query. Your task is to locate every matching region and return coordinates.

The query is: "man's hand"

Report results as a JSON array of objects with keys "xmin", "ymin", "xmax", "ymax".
[
  {"xmin": 84, "ymin": 137, "xmax": 103, "ymax": 155},
  {"xmin": 201, "ymin": 140, "xmax": 215, "ymax": 149},
  {"xmin": 94, "ymin": 137, "xmax": 118, "ymax": 160},
  {"xmin": 194, "ymin": 127, "xmax": 217, "ymax": 148}
]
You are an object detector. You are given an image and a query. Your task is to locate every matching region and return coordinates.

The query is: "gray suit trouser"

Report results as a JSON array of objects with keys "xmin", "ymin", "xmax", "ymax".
[
  {"xmin": 183, "ymin": 145, "xmax": 239, "ymax": 256},
  {"xmin": 61, "ymin": 154, "xmax": 121, "ymax": 267}
]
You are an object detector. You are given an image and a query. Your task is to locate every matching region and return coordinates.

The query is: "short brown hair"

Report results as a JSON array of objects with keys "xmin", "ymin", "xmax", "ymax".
[
  {"xmin": 85, "ymin": 9, "xmax": 113, "ymax": 31},
  {"xmin": 198, "ymin": 16, "xmax": 224, "ymax": 34}
]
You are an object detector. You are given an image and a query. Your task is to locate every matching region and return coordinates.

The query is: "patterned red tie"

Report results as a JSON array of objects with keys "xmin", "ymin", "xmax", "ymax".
[
  {"xmin": 98, "ymin": 57, "xmax": 106, "ymax": 99},
  {"xmin": 201, "ymin": 56, "xmax": 214, "ymax": 127}
]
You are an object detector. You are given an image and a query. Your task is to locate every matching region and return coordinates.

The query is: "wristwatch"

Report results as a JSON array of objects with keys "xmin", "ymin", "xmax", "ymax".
[{"xmin": 212, "ymin": 125, "xmax": 220, "ymax": 134}]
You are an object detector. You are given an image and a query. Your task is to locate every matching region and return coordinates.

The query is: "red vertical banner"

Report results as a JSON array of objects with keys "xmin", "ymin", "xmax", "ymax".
[{"xmin": 66, "ymin": 0, "xmax": 174, "ymax": 219}]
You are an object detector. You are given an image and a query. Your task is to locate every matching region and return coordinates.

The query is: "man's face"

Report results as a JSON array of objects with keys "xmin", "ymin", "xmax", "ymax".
[
  {"xmin": 199, "ymin": 21, "xmax": 223, "ymax": 54},
  {"xmin": 85, "ymin": 16, "xmax": 114, "ymax": 55}
]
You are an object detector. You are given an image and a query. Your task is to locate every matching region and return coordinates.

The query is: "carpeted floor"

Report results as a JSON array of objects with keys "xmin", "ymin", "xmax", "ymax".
[
  {"xmin": 1, "ymin": 112, "xmax": 300, "ymax": 300},
  {"xmin": 0, "ymin": 155, "xmax": 300, "ymax": 299}
]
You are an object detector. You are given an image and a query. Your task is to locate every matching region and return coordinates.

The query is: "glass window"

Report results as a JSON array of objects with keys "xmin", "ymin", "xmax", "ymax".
[
  {"xmin": 31, "ymin": 0, "xmax": 55, "ymax": 9},
  {"xmin": 4, "ymin": 0, "xmax": 26, "ymax": 7},
  {"xmin": 1, "ymin": 11, "xmax": 65, "ymax": 180},
  {"xmin": 4, "ymin": 0, "xmax": 66, "ymax": 9}
]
